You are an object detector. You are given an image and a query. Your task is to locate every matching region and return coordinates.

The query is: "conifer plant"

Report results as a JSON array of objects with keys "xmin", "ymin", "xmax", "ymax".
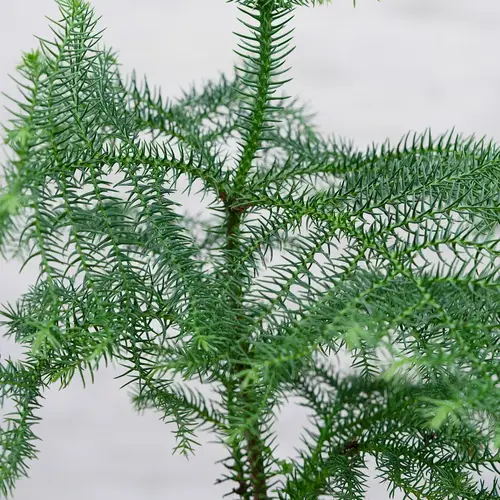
[{"xmin": 1, "ymin": 0, "xmax": 499, "ymax": 498}]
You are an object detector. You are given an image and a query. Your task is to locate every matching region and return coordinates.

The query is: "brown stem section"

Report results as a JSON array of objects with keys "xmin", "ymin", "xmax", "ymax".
[
  {"xmin": 224, "ymin": 204, "xmax": 268, "ymax": 499},
  {"xmin": 247, "ymin": 431, "xmax": 268, "ymax": 500}
]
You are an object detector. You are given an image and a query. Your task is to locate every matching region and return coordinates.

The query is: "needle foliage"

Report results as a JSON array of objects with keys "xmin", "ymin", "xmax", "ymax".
[{"xmin": 0, "ymin": 0, "xmax": 499, "ymax": 498}]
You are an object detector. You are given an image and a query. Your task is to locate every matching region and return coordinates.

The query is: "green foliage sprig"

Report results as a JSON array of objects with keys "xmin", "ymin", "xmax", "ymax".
[{"xmin": 0, "ymin": 0, "xmax": 499, "ymax": 498}]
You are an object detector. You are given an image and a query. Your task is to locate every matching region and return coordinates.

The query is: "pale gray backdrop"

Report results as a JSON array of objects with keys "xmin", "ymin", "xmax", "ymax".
[{"xmin": 1, "ymin": 0, "xmax": 499, "ymax": 498}]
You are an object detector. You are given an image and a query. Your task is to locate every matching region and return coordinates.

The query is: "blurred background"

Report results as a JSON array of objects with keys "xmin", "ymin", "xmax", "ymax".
[{"xmin": 1, "ymin": 0, "xmax": 500, "ymax": 498}]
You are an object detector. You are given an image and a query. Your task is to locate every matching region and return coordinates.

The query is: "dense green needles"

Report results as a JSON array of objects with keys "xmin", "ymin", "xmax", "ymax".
[{"xmin": 0, "ymin": 0, "xmax": 499, "ymax": 498}]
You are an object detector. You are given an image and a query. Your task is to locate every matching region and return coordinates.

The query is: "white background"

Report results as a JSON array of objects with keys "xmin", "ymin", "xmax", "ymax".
[{"xmin": 1, "ymin": 0, "xmax": 499, "ymax": 498}]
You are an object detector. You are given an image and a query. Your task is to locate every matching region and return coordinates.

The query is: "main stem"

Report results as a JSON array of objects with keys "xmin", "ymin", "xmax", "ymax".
[
  {"xmin": 225, "ymin": 206, "xmax": 268, "ymax": 500},
  {"xmin": 225, "ymin": 2, "xmax": 277, "ymax": 497},
  {"xmin": 223, "ymin": 1, "xmax": 294, "ymax": 497}
]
